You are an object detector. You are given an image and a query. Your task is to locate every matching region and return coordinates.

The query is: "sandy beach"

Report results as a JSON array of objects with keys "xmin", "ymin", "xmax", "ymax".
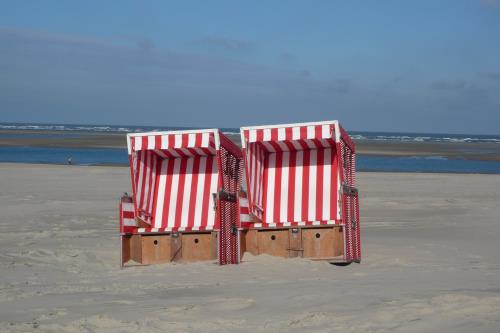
[{"xmin": 0, "ymin": 163, "xmax": 499, "ymax": 332}]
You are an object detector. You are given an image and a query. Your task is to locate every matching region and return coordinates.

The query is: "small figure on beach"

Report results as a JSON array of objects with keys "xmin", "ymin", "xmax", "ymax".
[{"xmin": 67, "ymin": 156, "xmax": 73, "ymax": 165}]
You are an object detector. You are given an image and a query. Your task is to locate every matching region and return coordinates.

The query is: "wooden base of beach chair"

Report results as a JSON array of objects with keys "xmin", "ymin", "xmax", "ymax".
[
  {"xmin": 242, "ymin": 225, "xmax": 344, "ymax": 260},
  {"xmin": 121, "ymin": 231, "xmax": 218, "ymax": 266}
]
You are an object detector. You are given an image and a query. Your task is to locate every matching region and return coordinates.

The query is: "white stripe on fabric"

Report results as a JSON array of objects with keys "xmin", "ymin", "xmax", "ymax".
[
  {"xmin": 280, "ymin": 151, "xmax": 290, "ymax": 222},
  {"xmin": 134, "ymin": 138, "xmax": 142, "ymax": 151},
  {"xmin": 147, "ymin": 136, "xmax": 155, "ymax": 149},
  {"xmin": 174, "ymin": 134, "xmax": 183, "ymax": 149},
  {"xmin": 263, "ymin": 128, "xmax": 271, "ymax": 141},
  {"xmin": 265, "ymin": 153, "xmax": 276, "ymax": 223},
  {"xmin": 307, "ymin": 126, "xmax": 315, "ymax": 139},
  {"xmin": 294, "ymin": 150, "xmax": 303, "ymax": 221},
  {"xmin": 123, "ymin": 218, "xmax": 136, "ymax": 226},
  {"xmin": 142, "ymin": 152, "xmax": 151, "ymax": 212},
  {"xmin": 308, "ymin": 149, "xmax": 317, "ymax": 221},
  {"xmin": 167, "ymin": 158, "xmax": 181, "ymax": 228},
  {"xmin": 154, "ymin": 159, "xmax": 168, "ymax": 228},
  {"xmin": 201, "ymin": 132, "xmax": 210, "ymax": 147},
  {"xmin": 278, "ymin": 127, "xmax": 286, "ymax": 140},
  {"xmin": 137, "ymin": 152, "xmax": 145, "ymax": 208},
  {"xmin": 323, "ymin": 148, "xmax": 332, "ymax": 221},
  {"xmin": 188, "ymin": 133, "xmax": 196, "ymax": 148},
  {"xmin": 180, "ymin": 157, "xmax": 194, "ymax": 228},
  {"xmin": 193, "ymin": 156, "xmax": 207, "ymax": 229},
  {"xmin": 161, "ymin": 135, "xmax": 169, "ymax": 149},
  {"xmin": 322, "ymin": 124, "xmax": 330, "ymax": 138},
  {"xmin": 249, "ymin": 129, "xmax": 257, "ymax": 143},
  {"xmin": 207, "ymin": 158, "xmax": 218, "ymax": 228},
  {"xmin": 122, "ymin": 203, "xmax": 134, "ymax": 211}
]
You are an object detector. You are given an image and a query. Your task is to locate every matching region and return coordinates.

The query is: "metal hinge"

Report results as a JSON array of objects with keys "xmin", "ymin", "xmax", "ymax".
[
  {"xmin": 212, "ymin": 189, "xmax": 237, "ymax": 211},
  {"xmin": 342, "ymin": 183, "xmax": 358, "ymax": 196}
]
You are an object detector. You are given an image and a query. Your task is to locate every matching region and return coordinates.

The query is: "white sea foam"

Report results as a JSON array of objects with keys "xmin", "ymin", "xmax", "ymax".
[{"xmin": 2, "ymin": 123, "xmax": 500, "ymax": 143}]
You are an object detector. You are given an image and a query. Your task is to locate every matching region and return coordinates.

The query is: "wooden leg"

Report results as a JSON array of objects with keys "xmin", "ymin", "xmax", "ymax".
[
  {"xmin": 288, "ymin": 228, "xmax": 303, "ymax": 258},
  {"xmin": 170, "ymin": 233, "xmax": 182, "ymax": 262}
]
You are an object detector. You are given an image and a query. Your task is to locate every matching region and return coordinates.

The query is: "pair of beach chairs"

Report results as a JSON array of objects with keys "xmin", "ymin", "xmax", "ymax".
[{"xmin": 119, "ymin": 120, "xmax": 360, "ymax": 267}]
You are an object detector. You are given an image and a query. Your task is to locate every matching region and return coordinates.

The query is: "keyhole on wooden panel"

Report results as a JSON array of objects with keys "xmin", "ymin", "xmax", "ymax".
[
  {"xmin": 271, "ymin": 235, "xmax": 276, "ymax": 240},
  {"xmin": 153, "ymin": 240, "xmax": 158, "ymax": 245},
  {"xmin": 315, "ymin": 233, "xmax": 321, "ymax": 239},
  {"xmin": 194, "ymin": 238, "xmax": 199, "ymax": 244}
]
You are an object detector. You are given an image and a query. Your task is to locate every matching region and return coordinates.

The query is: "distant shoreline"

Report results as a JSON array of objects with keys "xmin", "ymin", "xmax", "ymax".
[{"xmin": 1, "ymin": 129, "xmax": 499, "ymax": 162}]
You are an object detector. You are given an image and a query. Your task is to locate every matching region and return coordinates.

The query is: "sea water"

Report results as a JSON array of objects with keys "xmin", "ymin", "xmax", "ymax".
[{"xmin": 1, "ymin": 123, "xmax": 500, "ymax": 174}]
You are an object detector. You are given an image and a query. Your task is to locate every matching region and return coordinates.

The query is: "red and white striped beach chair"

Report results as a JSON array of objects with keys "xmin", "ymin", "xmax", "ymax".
[
  {"xmin": 239, "ymin": 121, "xmax": 361, "ymax": 264},
  {"xmin": 119, "ymin": 129, "xmax": 243, "ymax": 266}
]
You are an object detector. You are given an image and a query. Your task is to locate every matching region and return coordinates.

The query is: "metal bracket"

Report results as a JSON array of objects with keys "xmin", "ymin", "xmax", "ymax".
[
  {"xmin": 216, "ymin": 188, "xmax": 237, "ymax": 202},
  {"xmin": 342, "ymin": 183, "xmax": 358, "ymax": 196}
]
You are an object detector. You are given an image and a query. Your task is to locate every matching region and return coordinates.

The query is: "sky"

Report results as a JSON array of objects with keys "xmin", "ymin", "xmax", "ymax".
[{"xmin": 1, "ymin": 1, "xmax": 499, "ymax": 134}]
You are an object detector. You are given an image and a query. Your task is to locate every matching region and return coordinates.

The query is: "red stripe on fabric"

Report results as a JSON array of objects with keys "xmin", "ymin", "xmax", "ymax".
[
  {"xmin": 174, "ymin": 148, "xmax": 187, "ymax": 158},
  {"xmin": 168, "ymin": 135, "xmax": 175, "ymax": 150},
  {"xmin": 248, "ymin": 145, "xmax": 255, "ymax": 214},
  {"xmin": 141, "ymin": 136, "xmax": 148, "ymax": 150},
  {"xmin": 186, "ymin": 156, "xmax": 201, "ymax": 229},
  {"xmin": 285, "ymin": 127, "xmax": 293, "ymax": 140},
  {"xmin": 122, "ymin": 226, "xmax": 137, "ymax": 234},
  {"xmin": 199, "ymin": 147, "xmax": 211, "ymax": 155},
  {"xmin": 143, "ymin": 152, "xmax": 150, "ymax": 215},
  {"xmin": 164, "ymin": 150, "xmax": 179, "ymax": 159},
  {"xmin": 209, "ymin": 134, "xmax": 216, "ymax": 148},
  {"xmin": 298, "ymin": 139, "xmax": 309, "ymax": 150},
  {"xmin": 174, "ymin": 158, "xmax": 188, "ymax": 228},
  {"xmin": 201, "ymin": 155, "xmax": 213, "ymax": 229},
  {"xmin": 186, "ymin": 148, "xmax": 199, "ymax": 156},
  {"xmin": 270, "ymin": 128, "xmax": 279, "ymax": 141},
  {"xmin": 139, "ymin": 152, "xmax": 148, "ymax": 210},
  {"xmin": 273, "ymin": 152, "xmax": 283, "ymax": 223},
  {"xmin": 287, "ymin": 150, "xmax": 297, "ymax": 223},
  {"xmin": 315, "ymin": 125, "xmax": 322, "ymax": 139},
  {"xmin": 155, "ymin": 136, "xmax": 161, "ymax": 150},
  {"xmin": 123, "ymin": 211, "xmax": 135, "ymax": 218},
  {"xmin": 161, "ymin": 159, "xmax": 175, "ymax": 228},
  {"xmin": 146, "ymin": 152, "xmax": 155, "ymax": 216},
  {"xmin": 301, "ymin": 149, "xmax": 310, "ymax": 222},
  {"xmin": 151, "ymin": 157, "xmax": 161, "ymax": 226},
  {"xmin": 312, "ymin": 139, "xmax": 323, "ymax": 148},
  {"xmin": 316, "ymin": 148, "xmax": 324, "ymax": 221},
  {"xmin": 128, "ymin": 155, "xmax": 138, "ymax": 217},
  {"xmin": 182, "ymin": 133, "xmax": 189, "ymax": 149},
  {"xmin": 261, "ymin": 153, "xmax": 269, "ymax": 222},
  {"xmin": 300, "ymin": 126, "xmax": 307, "ymax": 140},
  {"xmin": 269, "ymin": 141, "xmax": 282, "ymax": 152},
  {"xmin": 195, "ymin": 133, "xmax": 203, "ymax": 147},
  {"xmin": 331, "ymin": 147, "xmax": 338, "ymax": 220},
  {"xmin": 256, "ymin": 129, "xmax": 264, "ymax": 142},
  {"xmin": 134, "ymin": 151, "xmax": 141, "ymax": 196},
  {"xmin": 284, "ymin": 140, "xmax": 295, "ymax": 151},
  {"xmin": 130, "ymin": 137, "xmax": 135, "ymax": 152}
]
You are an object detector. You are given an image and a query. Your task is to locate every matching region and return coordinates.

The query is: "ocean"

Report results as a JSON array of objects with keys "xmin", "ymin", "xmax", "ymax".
[{"xmin": 1, "ymin": 122, "xmax": 500, "ymax": 174}]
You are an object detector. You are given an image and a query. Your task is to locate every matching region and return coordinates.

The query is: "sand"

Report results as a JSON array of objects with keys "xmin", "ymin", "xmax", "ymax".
[{"xmin": 0, "ymin": 164, "xmax": 499, "ymax": 332}]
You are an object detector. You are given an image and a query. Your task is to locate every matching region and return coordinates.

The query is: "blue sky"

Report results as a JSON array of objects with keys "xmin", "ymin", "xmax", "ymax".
[{"xmin": 1, "ymin": 1, "xmax": 499, "ymax": 133}]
